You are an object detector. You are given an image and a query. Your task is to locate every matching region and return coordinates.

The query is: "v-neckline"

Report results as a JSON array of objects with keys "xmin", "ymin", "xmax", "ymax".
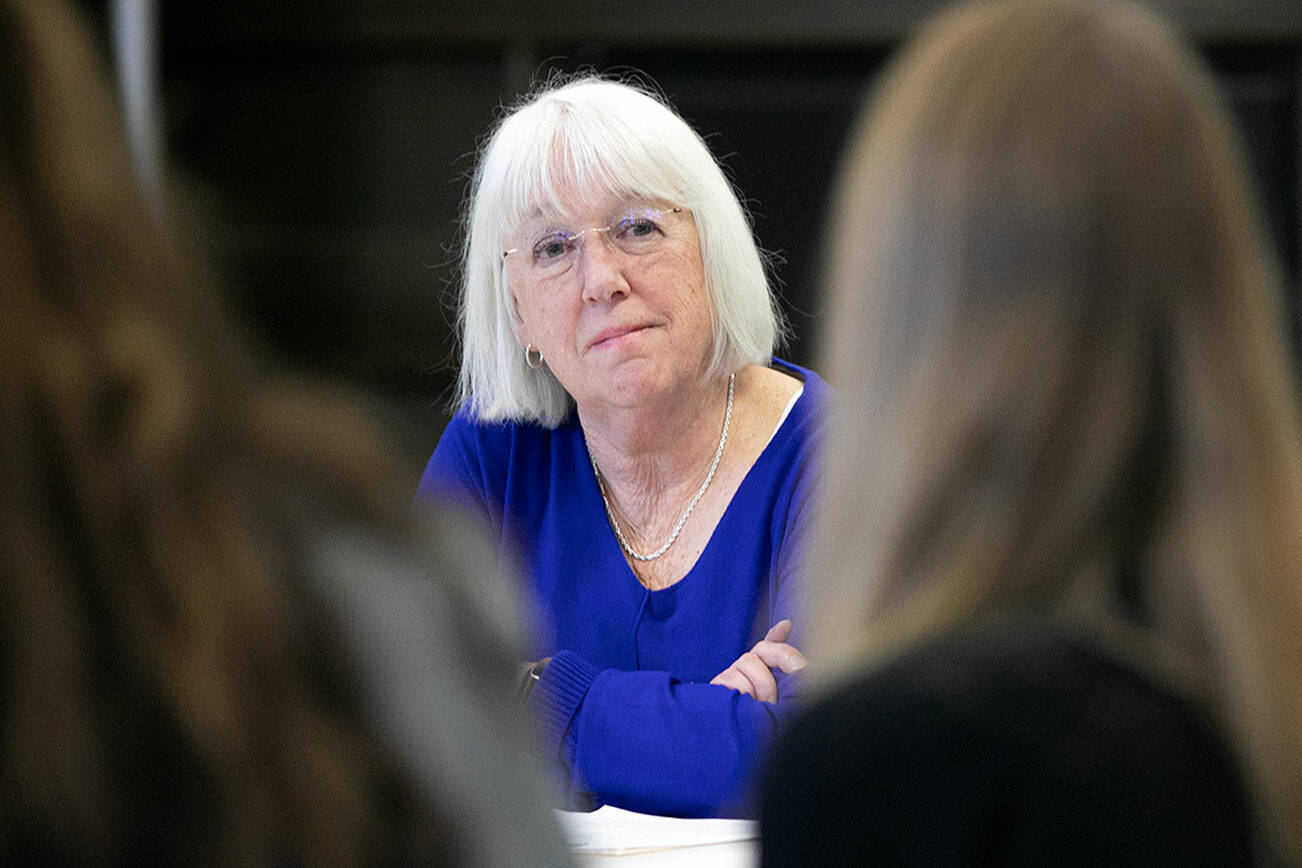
[{"xmin": 581, "ymin": 364, "xmax": 808, "ymax": 595}]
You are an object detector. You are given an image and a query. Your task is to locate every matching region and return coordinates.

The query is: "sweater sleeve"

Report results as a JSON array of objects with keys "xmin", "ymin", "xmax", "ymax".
[{"xmin": 531, "ymin": 651, "xmax": 791, "ymax": 818}]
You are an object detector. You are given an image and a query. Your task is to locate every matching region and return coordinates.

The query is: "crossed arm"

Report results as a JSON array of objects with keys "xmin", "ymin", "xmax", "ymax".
[
  {"xmin": 525, "ymin": 619, "xmax": 806, "ymax": 705},
  {"xmin": 520, "ymin": 619, "xmax": 809, "ymax": 816}
]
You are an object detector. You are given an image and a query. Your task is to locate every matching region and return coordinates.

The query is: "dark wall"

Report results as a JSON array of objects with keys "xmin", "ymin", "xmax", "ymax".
[{"xmin": 160, "ymin": 1, "xmax": 1302, "ymax": 464}]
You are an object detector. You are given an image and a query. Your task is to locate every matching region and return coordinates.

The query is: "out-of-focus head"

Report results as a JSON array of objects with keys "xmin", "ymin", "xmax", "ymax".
[
  {"xmin": 457, "ymin": 75, "xmax": 782, "ymax": 425},
  {"xmin": 824, "ymin": 0, "xmax": 1278, "ymax": 421},
  {"xmin": 818, "ymin": 0, "xmax": 1293, "ymax": 647},
  {"xmin": 816, "ymin": 1, "xmax": 1302, "ymax": 854},
  {"xmin": 0, "ymin": 0, "xmax": 466, "ymax": 861}
]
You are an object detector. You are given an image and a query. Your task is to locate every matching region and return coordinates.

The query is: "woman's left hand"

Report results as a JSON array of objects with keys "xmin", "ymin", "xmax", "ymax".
[{"xmin": 709, "ymin": 619, "xmax": 807, "ymax": 704}]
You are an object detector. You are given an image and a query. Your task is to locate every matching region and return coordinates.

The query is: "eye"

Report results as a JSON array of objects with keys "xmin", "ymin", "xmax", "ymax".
[
  {"xmin": 532, "ymin": 233, "xmax": 573, "ymax": 262},
  {"xmin": 614, "ymin": 215, "xmax": 662, "ymax": 240}
]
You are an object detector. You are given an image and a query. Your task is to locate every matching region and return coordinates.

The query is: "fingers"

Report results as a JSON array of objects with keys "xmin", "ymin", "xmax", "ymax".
[
  {"xmin": 764, "ymin": 619, "xmax": 792, "ymax": 643},
  {"xmin": 710, "ymin": 620, "xmax": 808, "ymax": 704},
  {"xmin": 750, "ymin": 640, "xmax": 808, "ymax": 675},
  {"xmin": 710, "ymin": 651, "xmax": 780, "ymax": 703},
  {"xmin": 710, "ymin": 667, "xmax": 755, "ymax": 697},
  {"xmin": 759, "ymin": 620, "xmax": 806, "ymax": 671},
  {"xmin": 710, "ymin": 648, "xmax": 802, "ymax": 704},
  {"xmin": 731, "ymin": 651, "xmax": 781, "ymax": 703}
]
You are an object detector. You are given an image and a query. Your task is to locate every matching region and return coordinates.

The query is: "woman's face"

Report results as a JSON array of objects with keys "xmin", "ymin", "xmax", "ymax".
[{"xmin": 505, "ymin": 191, "xmax": 714, "ymax": 414}]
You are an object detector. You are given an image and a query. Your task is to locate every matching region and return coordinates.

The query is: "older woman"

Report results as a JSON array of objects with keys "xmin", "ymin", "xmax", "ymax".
[
  {"xmin": 761, "ymin": 0, "xmax": 1302, "ymax": 863},
  {"xmin": 417, "ymin": 77, "xmax": 826, "ymax": 817}
]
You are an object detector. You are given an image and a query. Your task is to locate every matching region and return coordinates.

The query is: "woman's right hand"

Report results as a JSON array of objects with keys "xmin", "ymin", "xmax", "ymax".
[{"xmin": 709, "ymin": 619, "xmax": 807, "ymax": 704}]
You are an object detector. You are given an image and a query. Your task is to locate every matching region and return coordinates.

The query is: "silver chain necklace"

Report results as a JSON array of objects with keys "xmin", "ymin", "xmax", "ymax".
[{"xmin": 589, "ymin": 373, "xmax": 735, "ymax": 562}]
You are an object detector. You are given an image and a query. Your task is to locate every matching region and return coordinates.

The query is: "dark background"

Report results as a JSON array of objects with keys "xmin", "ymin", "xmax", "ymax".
[{"xmin": 97, "ymin": 2, "xmax": 1302, "ymax": 468}]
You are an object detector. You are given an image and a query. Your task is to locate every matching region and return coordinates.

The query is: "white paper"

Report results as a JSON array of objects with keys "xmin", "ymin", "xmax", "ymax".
[{"xmin": 556, "ymin": 805, "xmax": 759, "ymax": 855}]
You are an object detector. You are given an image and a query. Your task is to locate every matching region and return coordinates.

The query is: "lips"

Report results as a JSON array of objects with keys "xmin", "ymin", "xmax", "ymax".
[{"xmin": 588, "ymin": 322, "xmax": 654, "ymax": 350}]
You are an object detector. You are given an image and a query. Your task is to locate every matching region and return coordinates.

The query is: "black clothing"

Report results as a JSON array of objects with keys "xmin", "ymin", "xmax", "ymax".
[{"xmin": 760, "ymin": 623, "xmax": 1254, "ymax": 865}]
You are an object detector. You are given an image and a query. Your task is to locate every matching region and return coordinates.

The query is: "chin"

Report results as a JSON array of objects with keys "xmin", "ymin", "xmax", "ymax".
[{"xmin": 604, "ymin": 360, "xmax": 676, "ymax": 407}]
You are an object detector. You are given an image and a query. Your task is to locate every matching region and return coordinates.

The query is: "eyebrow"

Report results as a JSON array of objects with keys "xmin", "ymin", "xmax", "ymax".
[{"xmin": 515, "ymin": 194, "xmax": 660, "ymax": 226}]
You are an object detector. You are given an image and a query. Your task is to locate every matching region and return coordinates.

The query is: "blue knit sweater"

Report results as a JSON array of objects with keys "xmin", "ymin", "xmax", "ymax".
[{"xmin": 417, "ymin": 359, "xmax": 827, "ymax": 817}]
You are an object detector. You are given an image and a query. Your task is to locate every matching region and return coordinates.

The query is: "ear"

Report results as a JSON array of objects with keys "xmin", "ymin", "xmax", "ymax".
[
  {"xmin": 509, "ymin": 299, "xmax": 527, "ymax": 347},
  {"xmin": 504, "ymin": 267, "xmax": 526, "ymax": 327},
  {"xmin": 502, "ymin": 270, "xmax": 526, "ymax": 344}
]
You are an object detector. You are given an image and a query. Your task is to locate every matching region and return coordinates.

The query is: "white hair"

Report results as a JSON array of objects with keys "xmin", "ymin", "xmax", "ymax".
[{"xmin": 454, "ymin": 75, "xmax": 784, "ymax": 426}]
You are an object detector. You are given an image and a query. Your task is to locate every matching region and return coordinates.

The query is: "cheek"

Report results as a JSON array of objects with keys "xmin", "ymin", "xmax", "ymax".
[
  {"xmin": 660, "ymin": 242, "xmax": 705, "ymax": 283},
  {"xmin": 517, "ymin": 290, "xmax": 572, "ymax": 346},
  {"xmin": 655, "ymin": 248, "xmax": 711, "ymax": 320}
]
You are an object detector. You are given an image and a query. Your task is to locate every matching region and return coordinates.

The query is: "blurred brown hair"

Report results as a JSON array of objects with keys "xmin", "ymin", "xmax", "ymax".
[
  {"xmin": 814, "ymin": 0, "xmax": 1302, "ymax": 858},
  {"xmin": 0, "ymin": 0, "xmax": 482, "ymax": 861}
]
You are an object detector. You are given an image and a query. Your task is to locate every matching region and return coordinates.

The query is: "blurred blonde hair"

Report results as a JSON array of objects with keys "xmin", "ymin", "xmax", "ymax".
[{"xmin": 815, "ymin": 0, "xmax": 1302, "ymax": 858}]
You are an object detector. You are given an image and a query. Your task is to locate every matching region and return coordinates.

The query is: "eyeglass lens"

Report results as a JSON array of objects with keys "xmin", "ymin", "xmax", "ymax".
[{"xmin": 503, "ymin": 205, "xmax": 682, "ymax": 272}]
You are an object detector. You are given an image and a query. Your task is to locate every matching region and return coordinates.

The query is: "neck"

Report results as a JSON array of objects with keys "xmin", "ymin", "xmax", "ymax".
[{"xmin": 580, "ymin": 374, "xmax": 733, "ymax": 537}]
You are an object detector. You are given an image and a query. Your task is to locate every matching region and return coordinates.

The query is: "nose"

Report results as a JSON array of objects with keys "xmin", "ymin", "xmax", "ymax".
[{"xmin": 578, "ymin": 233, "xmax": 631, "ymax": 304}]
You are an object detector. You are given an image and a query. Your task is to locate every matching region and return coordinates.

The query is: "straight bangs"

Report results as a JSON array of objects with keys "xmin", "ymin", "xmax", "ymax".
[{"xmin": 484, "ymin": 87, "xmax": 700, "ymax": 244}]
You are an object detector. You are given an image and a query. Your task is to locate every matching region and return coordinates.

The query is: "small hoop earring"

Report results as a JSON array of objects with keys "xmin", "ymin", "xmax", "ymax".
[{"xmin": 524, "ymin": 343, "xmax": 544, "ymax": 369}]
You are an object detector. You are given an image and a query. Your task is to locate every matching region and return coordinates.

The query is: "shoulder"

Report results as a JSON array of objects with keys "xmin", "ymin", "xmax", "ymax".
[
  {"xmin": 437, "ymin": 408, "xmax": 540, "ymax": 455},
  {"xmin": 762, "ymin": 622, "xmax": 1254, "ymax": 864},
  {"xmin": 769, "ymin": 358, "xmax": 832, "ymax": 408},
  {"xmin": 790, "ymin": 623, "xmax": 1239, "ymax": 773},
  {"xmin": 765, "ymin": 358, "xmax": 830, "ymax": 449},
  {"xmin": 426, "ymin": 410, "xmax": 576, "ymax": 480},
  {"xmin": 756, "ymin": 359, "xmax": 828, "ymax": 495},
  {"xmin": 728, "ymin": 360, "xmax": 827, "ymax": 540}
]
